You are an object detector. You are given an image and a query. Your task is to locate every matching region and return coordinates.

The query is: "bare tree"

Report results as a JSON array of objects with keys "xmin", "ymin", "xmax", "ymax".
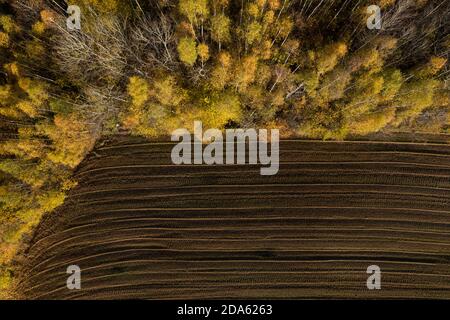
[
  {"xmin": 128, "ymin": 13, "xmax": 177, "ymax": 72},
  {"xmin": 53, "ymin": 9, "xmax": 128, "ymax": 85}
]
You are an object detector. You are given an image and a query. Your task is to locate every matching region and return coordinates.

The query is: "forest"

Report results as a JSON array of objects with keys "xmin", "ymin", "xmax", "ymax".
[{"xmin": 0, "ymin": 0, "xmax": 448, "ymax": 297}]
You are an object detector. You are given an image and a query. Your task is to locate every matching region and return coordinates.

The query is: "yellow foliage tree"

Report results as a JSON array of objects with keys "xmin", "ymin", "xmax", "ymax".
[
  {"xmin": 0, "ymin": 32, "xmax": 9, "ymax": 47},
  {"xmin": 210, "ymin": 13, "xmax": 231, "ymax": 49},
  {"xmin": 348, "ymin": 108, "xmax": 396, "ymax": 135},
  {"xmin": 233, "ymin": 55, "xmax": 258, "ymax": 92},
  {"xmin": 178, "ymin": 0, "xmax": 209, "ymax": 27},
  {"xmin": 177, "ymin": 37, "xmax": 198, "ymax": 66},
  {"xmin": 127, "ymin": 76, "xmax": 149, "ymax": 107},
  {"xmin": 153, "ymin": 75, "xmax": 185, "ymax": 107},
  {"xmin": 316, "ymin": 42, "xmax": 348, "ymax": 75},
  {"xmin": 38, "ymin": 114, "xmax": 96, "ymax": 168},
  {"xmin": 18, "ymin": 78, "xmax": 49, "ymax": 105}
]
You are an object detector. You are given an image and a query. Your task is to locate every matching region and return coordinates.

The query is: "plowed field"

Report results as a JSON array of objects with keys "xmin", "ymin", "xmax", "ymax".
[{"xmin": 16, "ymin": 136, "xmax": 450, "ymax": 299}]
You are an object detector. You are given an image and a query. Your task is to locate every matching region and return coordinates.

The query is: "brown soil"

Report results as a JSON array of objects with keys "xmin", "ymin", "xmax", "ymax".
[{"xmin": 16, "ymin": 136, "xmax": 450, "ymax": 299}]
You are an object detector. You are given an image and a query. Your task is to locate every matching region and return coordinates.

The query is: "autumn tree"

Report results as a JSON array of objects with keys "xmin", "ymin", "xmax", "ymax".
[
  {"xmin": 210, "ymin": 13, "xmax": 231, "ymax": 50},
  {"xmin": 177, "ymin": 37, "xmax": 198, "ymax": 66}
]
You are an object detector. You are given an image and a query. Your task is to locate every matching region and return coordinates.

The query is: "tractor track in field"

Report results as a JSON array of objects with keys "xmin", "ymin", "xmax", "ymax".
[{"xmin": 16, "ymin": 136, "xmax": 450, "ymax": 299}]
